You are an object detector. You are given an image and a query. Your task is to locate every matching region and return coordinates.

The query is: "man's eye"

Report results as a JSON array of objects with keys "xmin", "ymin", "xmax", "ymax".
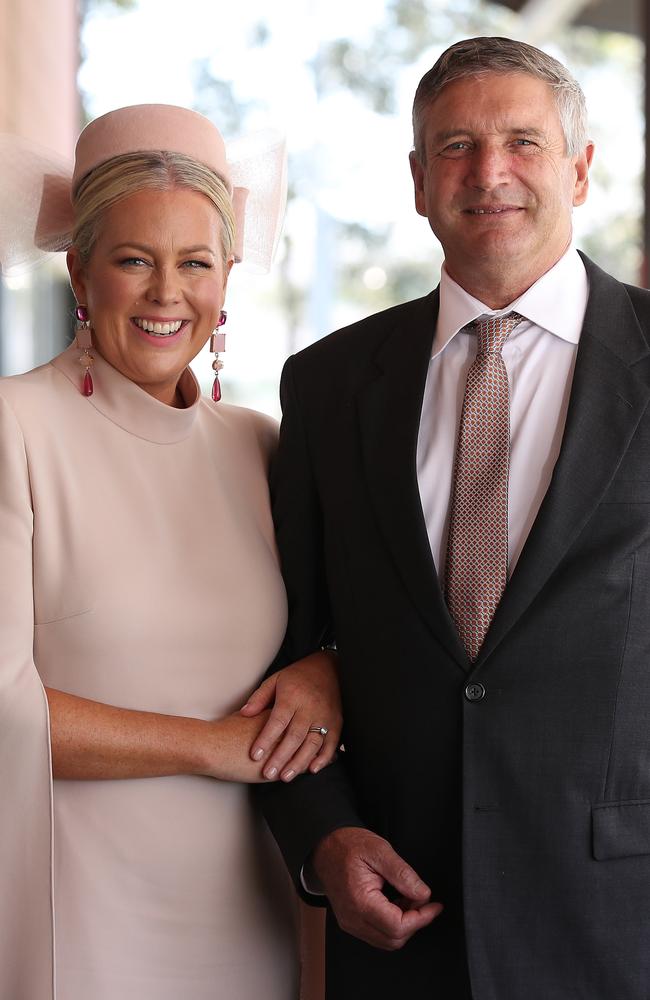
[
  {"xmin": 513, "ymin": 138, "xmax": 535, "ymax": 146},
  {"xmin": 440, "ymin": 142, "xmax": 471, "ymax": 157}
]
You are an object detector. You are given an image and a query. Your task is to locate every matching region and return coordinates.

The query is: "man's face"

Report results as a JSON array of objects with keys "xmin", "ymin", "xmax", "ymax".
[{"xmin": 409, "ymin": 72, "xmax": 593, "ymax": 291}]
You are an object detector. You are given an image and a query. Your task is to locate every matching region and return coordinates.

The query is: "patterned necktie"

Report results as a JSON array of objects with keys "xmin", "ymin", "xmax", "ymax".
[{"xmin": 445, "ymin": 312, "xmax": 524, "ymax": 662}]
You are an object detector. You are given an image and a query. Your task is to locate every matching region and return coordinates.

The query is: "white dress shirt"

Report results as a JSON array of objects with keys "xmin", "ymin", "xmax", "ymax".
[{"xmin": 416, "ymin": 246, "xmax": 589, "ymax": 579}]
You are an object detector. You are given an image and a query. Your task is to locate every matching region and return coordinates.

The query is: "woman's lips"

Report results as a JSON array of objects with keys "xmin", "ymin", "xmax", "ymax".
[{"xmin": 130, "ymin": 317, "xmax": 189, "ymax": 345}]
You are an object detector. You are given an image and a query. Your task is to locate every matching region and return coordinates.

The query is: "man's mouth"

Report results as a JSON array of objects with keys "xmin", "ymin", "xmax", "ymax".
[{"xmin": 464, "ymin": 206, "xmax": 521, "ymax": 215}]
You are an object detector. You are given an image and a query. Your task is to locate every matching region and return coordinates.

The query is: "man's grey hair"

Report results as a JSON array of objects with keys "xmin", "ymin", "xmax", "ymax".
[{"xmin": 412, "ymin": 36, "xmax": 589, "ymax": 162}]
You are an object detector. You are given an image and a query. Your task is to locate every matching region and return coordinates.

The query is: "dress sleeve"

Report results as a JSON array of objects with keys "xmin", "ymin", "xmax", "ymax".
[
  {"xmin": 0, "ymin": 393, "xmax": 55, "ymax": 998},
  {"xmin": 257, "ymin": 358, "xmax": 366, "ymax": 900}
]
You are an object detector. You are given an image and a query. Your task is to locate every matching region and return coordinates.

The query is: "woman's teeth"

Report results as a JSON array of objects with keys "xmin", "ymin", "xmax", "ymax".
[{"xmin": 133, "ymin": 318, "xmax": 183, "ymax": 336}]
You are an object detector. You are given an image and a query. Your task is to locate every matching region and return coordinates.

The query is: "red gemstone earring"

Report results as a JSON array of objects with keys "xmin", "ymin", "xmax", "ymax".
[
  {"xmin": 75, "ymin": 305, "xmax": 95, "ymax": 397},
  {"xmin": 210, "ymin": 309, "xmax": 227, "ymax": 402}
]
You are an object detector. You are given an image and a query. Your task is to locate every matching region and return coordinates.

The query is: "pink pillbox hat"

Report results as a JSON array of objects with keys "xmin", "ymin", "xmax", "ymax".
[
  {"xmin": 0, "ymin": 103, "xmax": 287, "ymax": 275},
  {"xmin": 72, "ymin": 104, "xmax": 232, "ymax": 192}
]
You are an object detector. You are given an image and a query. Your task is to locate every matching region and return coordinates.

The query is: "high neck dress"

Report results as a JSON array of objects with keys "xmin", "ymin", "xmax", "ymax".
[{"xmin": 0, "ymin": 345, "xmax": 299, "ymax": 1000}]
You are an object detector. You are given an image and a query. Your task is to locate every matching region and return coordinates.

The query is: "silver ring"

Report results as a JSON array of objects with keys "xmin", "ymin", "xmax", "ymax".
[{"xmin": 309, "ymin": 726, "xmax": 329, "ymax": 736}]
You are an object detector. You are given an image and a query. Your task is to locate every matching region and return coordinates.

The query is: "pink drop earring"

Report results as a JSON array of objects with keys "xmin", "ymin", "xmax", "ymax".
[
  {"xmin": 210, "ymin": 310, "xmax": 227, "ymax": 402},
  {"xmin": 75, "ymin": 305, "xmax": 95, "ymax": 397}
]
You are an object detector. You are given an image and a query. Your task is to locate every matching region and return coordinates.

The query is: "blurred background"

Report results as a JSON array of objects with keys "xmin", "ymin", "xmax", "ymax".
[{"xmin": 0, "ymin": 0, "xmax": 646, "ymax": 415}]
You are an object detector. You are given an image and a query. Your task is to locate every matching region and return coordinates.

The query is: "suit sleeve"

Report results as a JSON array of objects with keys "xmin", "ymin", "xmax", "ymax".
[
  {"xmin": 257, "ymin": 356, "xmax": 366, "ymax": 900},
  {"xmin": 0, "ymin": 393, "xmax": 55, "ymax": 997}
]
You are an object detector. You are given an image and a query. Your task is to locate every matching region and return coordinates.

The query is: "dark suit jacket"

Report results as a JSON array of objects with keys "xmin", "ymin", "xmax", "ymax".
[{"xmin": 260, "ymin": 254, "xmax": 650, "ymax": 999}]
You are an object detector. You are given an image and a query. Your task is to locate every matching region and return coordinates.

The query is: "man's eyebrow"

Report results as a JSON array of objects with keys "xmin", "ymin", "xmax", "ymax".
[
  {"xmin": 430, "ymin": 126, "xmax": 548, "ymax": 144},
  {"xmin": 430, "ymin": 130, "xmax": 473, "ymax": 144},
  {"xmin": 506, "ymin": 127, "xmax": 547, "ymax": 139}
]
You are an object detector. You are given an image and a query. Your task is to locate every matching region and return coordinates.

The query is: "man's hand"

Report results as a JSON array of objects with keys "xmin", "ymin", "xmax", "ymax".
[{"xmin": 312, "ymin": 826, "xmax": 443, "ymax": 950}]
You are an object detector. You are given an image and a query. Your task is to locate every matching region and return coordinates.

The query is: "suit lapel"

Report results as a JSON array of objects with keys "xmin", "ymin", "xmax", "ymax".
[
  {"xmin": 357, "ymin": 291, "xmax": 470, "ymax": 671},
  {"xmin": 479, "ymin": 257, "xmax": 650, "ymax": 664}
]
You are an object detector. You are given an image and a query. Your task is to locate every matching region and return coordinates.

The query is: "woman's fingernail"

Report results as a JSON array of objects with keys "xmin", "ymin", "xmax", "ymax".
[
  {"xmin": 265, "ymin": 766, "xmax": 278, "ymax": 779},
  {"xmin": 252, "ymin": 747, "xmax": 264, "ymax": 761},
  {"xmin": 311, "ymin": 763, "xmax": 321, "ymax": 774},
  {"xmin": 241, "ymin": 701, "xmax": 250, "ymax": 710},
  {"xmin": 282, "ymin": 769, "xmax": 295, "ymax": 782}
]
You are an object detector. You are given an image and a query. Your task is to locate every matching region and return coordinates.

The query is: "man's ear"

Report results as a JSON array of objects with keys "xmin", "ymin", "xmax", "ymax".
[
  {"xmin": 409, "ymin": 150, "xmax": 428, "ymax": 218},
  {"xmin": 66, "ymin": 247, "xmax": 88, "ymax": 305},
  {"xmin": 573, "ymin": 141, "xmax": 594, "ymax": 208}
]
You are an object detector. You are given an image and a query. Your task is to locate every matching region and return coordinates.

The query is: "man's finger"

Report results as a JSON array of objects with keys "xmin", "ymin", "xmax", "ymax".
[
  {"xmin": 337, "ymin": 889, "xmax": 442, "ymax": 950},
  {"xmin": 363, "ymin": 893, "xmax": 442, "ymax": 945},
  {"xmin": 369, "ymin": 843, "xmax": 432, "ymax": 904}
]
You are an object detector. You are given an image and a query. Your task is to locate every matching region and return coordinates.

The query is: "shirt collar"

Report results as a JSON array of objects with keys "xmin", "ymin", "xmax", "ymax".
[{"xmin": 433, "ymin": 245, "xmax": 589, "ymax": 360}]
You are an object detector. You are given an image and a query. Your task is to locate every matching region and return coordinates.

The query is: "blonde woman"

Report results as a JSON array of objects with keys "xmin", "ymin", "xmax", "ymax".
[{"xmin": 0, "ymin": 105, "xmax": 338, "ymax": 1000}]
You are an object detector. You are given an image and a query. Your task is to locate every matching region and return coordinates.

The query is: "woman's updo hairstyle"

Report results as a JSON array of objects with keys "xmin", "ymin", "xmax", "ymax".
[{"xmin": 72, "ymin": 150, "xmax": 236, "ymax": 265}]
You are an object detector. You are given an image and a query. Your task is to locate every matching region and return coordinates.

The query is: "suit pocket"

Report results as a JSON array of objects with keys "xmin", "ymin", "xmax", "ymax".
[{"xmin": 592, "ymin": 799, "xmax": 650, "ymax": 860}]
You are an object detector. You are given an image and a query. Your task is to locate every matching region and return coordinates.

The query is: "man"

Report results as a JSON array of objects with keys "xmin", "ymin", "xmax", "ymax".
[{"xmin": 260, "ymin": 36, "xmax": 650, "ymax": 998}]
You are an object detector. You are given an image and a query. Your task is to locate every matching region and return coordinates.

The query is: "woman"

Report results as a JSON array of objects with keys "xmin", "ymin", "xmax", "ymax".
[{"xmin": 0, "ymin": 105, "xmax": 337, "ymax": 1000}]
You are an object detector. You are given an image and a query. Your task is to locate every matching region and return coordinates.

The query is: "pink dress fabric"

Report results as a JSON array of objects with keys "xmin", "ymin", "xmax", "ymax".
[{"xmin": 0, "ymin": 344, "xmax": 306, "ymax": 1000}]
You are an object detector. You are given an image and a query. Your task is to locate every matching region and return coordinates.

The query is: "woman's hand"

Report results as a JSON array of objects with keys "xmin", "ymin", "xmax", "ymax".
[
  {"xmin": 200, "ymin": 711, "xmax": 273, "ymax": 783},
  {"xmin": 240, "ymin": 650, "xmax": 342, "ymax": 782}
]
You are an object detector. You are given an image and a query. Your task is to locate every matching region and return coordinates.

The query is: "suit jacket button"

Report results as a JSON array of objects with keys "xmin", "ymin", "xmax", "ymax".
[{"xmin": 465, "ymin": 682, "xmax": 486, "ymax": 702}]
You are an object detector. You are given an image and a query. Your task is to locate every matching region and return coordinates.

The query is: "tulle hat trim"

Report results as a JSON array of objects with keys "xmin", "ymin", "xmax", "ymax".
[{"xmin": 0, "ymin": 103, "xmax": 287, "ymax": 276}]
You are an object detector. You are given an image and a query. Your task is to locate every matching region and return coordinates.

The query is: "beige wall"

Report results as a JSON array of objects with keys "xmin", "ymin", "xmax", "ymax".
[
  {"xmin": 0, "ymin": 0, "xmax": 79, "ymax": 156},
  {"xmin": 0, "ymin": 0, "xmax": 79, "ymax": 375}
]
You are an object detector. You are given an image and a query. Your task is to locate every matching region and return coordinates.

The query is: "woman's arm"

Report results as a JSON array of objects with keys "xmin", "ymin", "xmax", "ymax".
[
  {"xmin": 48, "ymin": 648, "xmax": 342, "ymax": 784},
  {"xmin": 46, "ymin": 687, "xmax": 272, "ymax": 783},
  {"xmin": 0, "ymin": 395, "xmax": 56, "ymax": 994}
]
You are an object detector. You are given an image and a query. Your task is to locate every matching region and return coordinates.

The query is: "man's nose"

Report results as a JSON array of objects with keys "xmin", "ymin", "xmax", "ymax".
[
  {"xmin": 146, "ymin": 267, "xmax": 181, "ymax": 305},
  {"xmin": 465, "ymin": 146, "xmax": 510, "ymax": 191}
]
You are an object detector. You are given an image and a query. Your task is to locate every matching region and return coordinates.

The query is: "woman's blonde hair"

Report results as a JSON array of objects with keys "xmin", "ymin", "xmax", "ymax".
[{"xmin": 72, "ymin": 151, "xmax": 236, "ymax": 264}]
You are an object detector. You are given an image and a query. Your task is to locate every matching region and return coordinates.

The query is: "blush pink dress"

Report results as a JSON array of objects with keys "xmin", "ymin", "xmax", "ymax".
[{"xmin": 0, "ymin": 344, "xmax": 304, "ymax": 1000}]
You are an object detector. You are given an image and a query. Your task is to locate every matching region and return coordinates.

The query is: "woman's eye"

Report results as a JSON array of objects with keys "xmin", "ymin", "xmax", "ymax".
[
  {"xmin": 120, "ymin": 257, "xmax": 148, "ymax": 267},
  {"xmin": 182, "ymin": 260, "xmax": 212, "ymax": 269}
]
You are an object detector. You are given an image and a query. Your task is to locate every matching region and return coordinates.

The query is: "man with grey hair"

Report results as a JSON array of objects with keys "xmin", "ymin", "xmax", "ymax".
[{"xmin": 260, "ymin": 35, "xmax": 650, "ymax": 998}]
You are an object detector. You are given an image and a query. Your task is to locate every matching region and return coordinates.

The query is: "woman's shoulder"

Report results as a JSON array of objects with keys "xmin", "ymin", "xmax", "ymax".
[
  {"xmin": 198, "ymin": 398, "xmax": 278, "ymax": 457},
  {"xmin": 0, "ymin": 358, "xmax": 63, "ymax": 413}
]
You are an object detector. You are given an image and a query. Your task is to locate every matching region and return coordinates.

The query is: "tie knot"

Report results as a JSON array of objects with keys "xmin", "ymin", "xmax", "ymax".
[{"xmin": 472, "ymin": 312, "xmax": 523, "ymax": 356}]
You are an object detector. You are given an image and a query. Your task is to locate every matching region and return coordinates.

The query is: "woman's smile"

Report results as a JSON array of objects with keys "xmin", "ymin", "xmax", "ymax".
[{"xmin": 130, "ymin": 316, "xmax": 190, "ymax": 345}]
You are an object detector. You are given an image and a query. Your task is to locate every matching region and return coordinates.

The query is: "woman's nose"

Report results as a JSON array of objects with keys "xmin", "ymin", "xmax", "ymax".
[{"xmin": 146, "ymin": 267, "xmax": 181, "ymax": 305}]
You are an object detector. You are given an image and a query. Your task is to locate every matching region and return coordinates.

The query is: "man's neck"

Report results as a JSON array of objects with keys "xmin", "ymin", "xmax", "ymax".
[{"xmin": 445, "ymin": 246, "xmax": 571, "ymax": 310}]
